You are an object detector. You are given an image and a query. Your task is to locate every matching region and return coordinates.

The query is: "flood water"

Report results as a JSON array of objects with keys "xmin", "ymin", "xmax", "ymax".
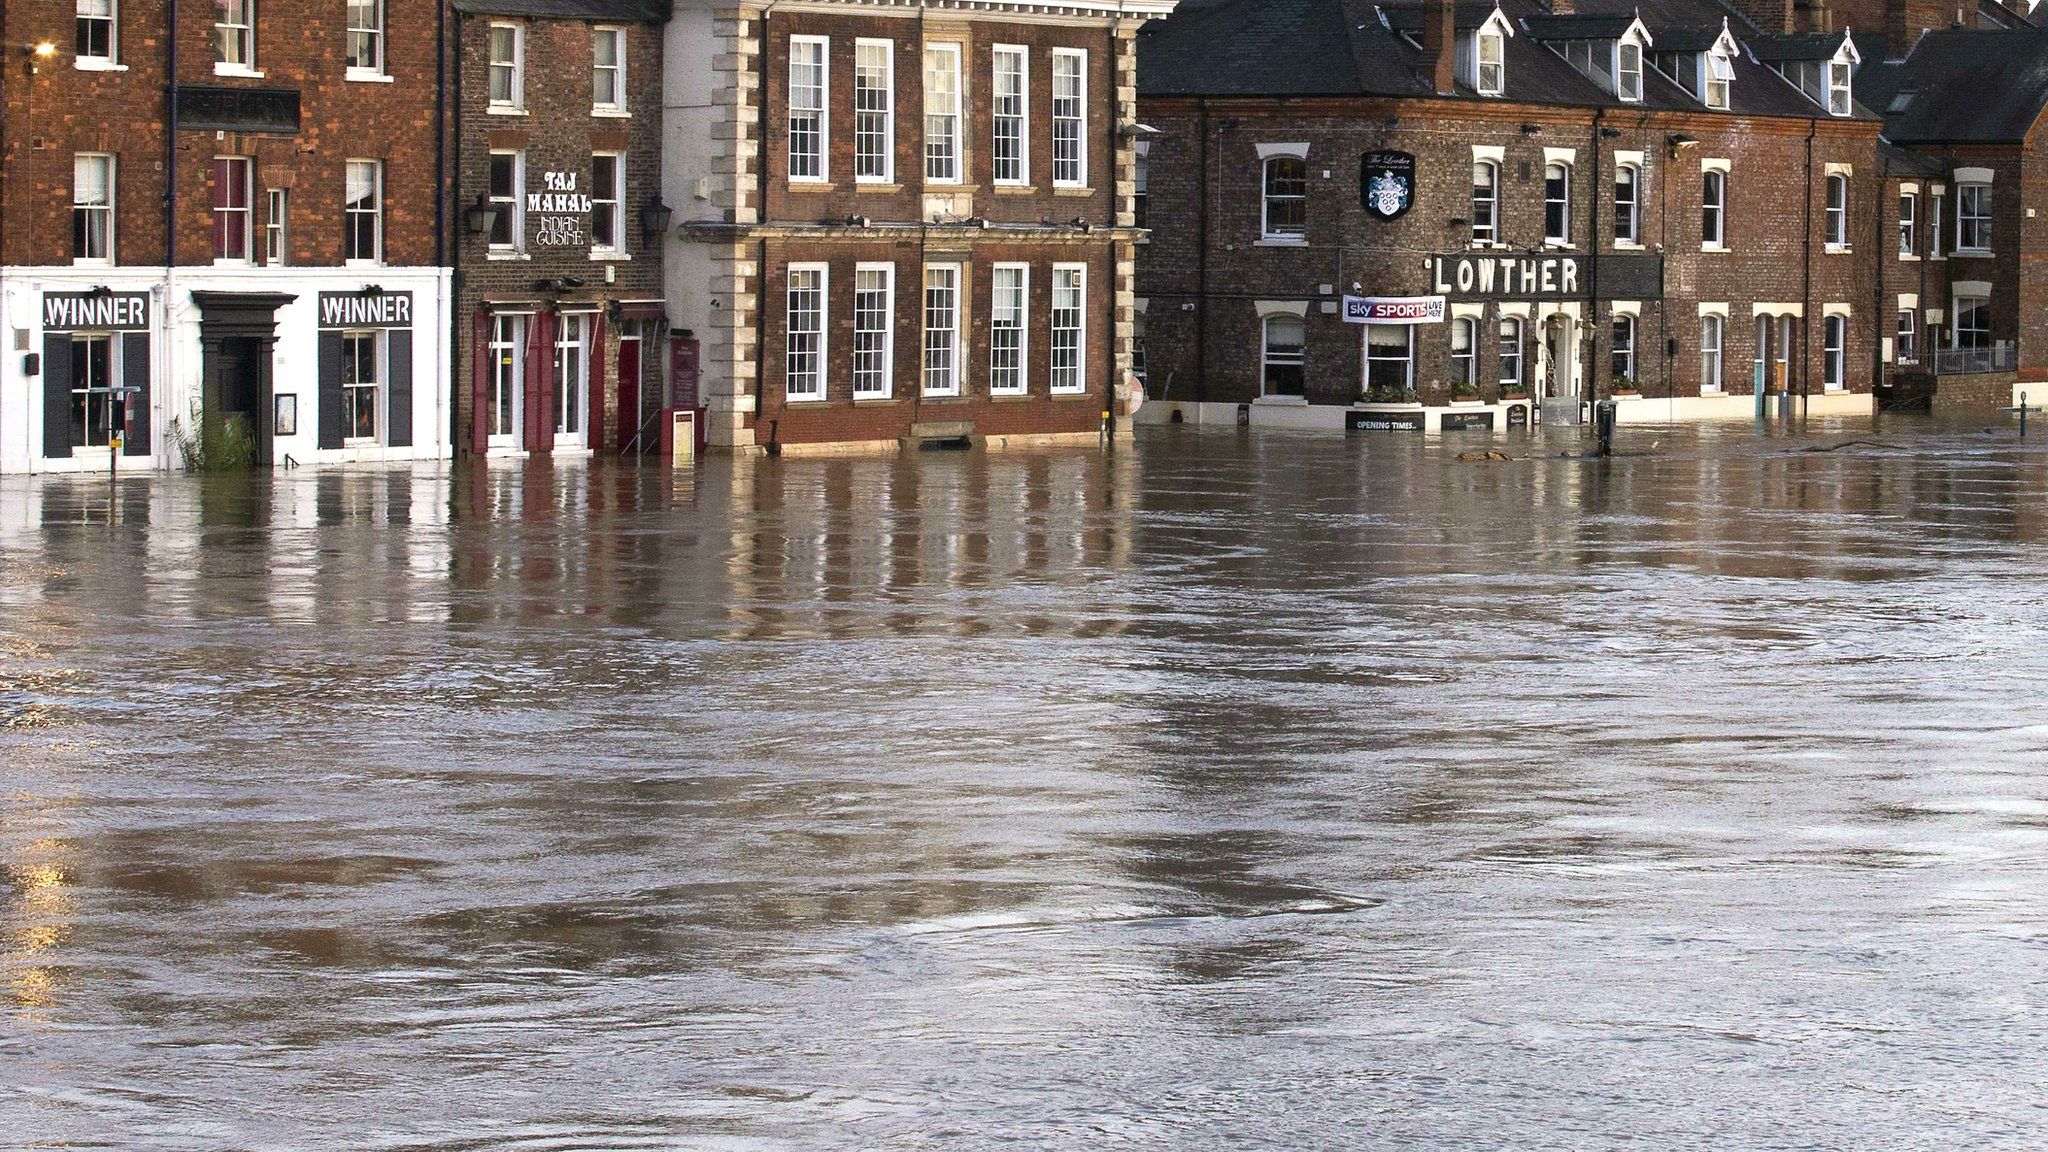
[{"xmin": 5, "ymin": 417, "xmax": 2048, "ymax": 1150}]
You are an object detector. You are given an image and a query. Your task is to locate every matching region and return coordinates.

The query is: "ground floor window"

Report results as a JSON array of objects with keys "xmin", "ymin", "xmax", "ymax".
[
  {"xmin": 1700, "ymin": 315, "xmax": 1724, "ymax": 393},
  {"xmin": 923, "ymin": 264, "xmax": 960, "ymax": 396},
  {"xmin": 854, "ymin": 264, "xmax": 894, "ymax": 399},
  {"xmin": 69, "ymin": 334, "xmax": 118, "ymax": 447},
  {"xmin": 556, "ymin": 313, "xmax": 588, "ymax": 443},
  {"xmin": 1896, "ymin": 310, "xmax": 1916, "ymax": 364},
  {"xmin": 1364, "ymin": 324, "xmax": 1413, "ymax": 401},
  {"xmin": 1610, "ymin": 314, "xmax": 1636, "ymax": 388},
  {"xmin": 1051, "ymin": 264, "xmax": 1085, "ymax": 394},
  {"xmin": 342, "ymin": 330, "xmax": 381, "ymax": 442},
  {"xmin": 1261, "ymin": 314, "xmax": 1305, "ymax": 396},
  {"xmin": 1499, "ymin": 317, "xmax": 1523, "ymax": 391},
  {"xmin": 1824, "ymin": 315, "xmax": 1846, "ymax": 390},
  {"xmin": 991, "ymin": 264, "xmax": 1027, "ymax": 395},
  {"xmin": 1955, "ymin": 296, "xmax": 1990, "ymax": 350},
  {"xmin": 786, "ymin": 264, "xmax": 826, "ymax": 401},
  {"xmin": 489, "ymin": 313, "xmax": 525, "ymax": 440},
  {"xmin": 1449, "ymin": 318, "xmax": 1476, "ymax": 397}
]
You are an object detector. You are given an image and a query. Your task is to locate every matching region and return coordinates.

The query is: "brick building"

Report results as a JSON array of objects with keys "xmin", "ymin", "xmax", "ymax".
[
  {"xmin": 662, "ymin": 0, "xmax": 1175, "ymax": 454},
  {"xmin": 1135, "ymin": 0, "xmax": 1886, "ymax": 432},
  {"xmin": 452, "ymin": 0, "xmax": 670, "ymax": 460},
  {"xmin": 0, "ymin": 0, "xmax": 454, "ymax": 473}
]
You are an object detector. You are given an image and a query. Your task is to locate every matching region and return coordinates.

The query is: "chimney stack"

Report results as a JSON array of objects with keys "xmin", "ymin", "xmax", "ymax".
[
  {"xmin": 1549, "ymin": 0, "xmax": 1574, "ymax": 13},
  {"xmin": 1425, "ymin": 0, "xmax": 1457, "ymax": 94}
]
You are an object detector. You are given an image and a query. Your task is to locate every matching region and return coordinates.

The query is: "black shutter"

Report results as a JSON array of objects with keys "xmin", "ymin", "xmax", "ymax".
[
  {"xmin": 317, "ymin": 331, "xmax": 345, "ymax": 449},
  {"xmin": 385, "ymin": 329, "xmax": 413, "ymax": 447},
  {"xmin": 42, "ymin": 335, "xmax": 73, "ymax": 460},
  {"xmin": 123, "ymin": 332, "xmax": 150, "ymax": 456}
]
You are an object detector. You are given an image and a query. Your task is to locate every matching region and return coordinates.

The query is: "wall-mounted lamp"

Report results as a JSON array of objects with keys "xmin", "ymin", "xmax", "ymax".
[
  {"xmin": 25, "ymin": 40, "xmax": 56, "ymax": 75},
  {"xmin": 1666, "ymin": 133, "xmax": 1699, "ymax": 158},
  {"xmin": 639, "ymin": 199, "xmax": 674, "ymax": 238},
  {"xmin": 1117, "ymin": 122, "xmax": 1161, "ymax": 138},
  {"xmin": 1521, "ymin": 123, "xmax": 1543, "ymax": 135},
  {"xmin": 463, "ymin": 193, "xmax": 499, "ymax": 237}
]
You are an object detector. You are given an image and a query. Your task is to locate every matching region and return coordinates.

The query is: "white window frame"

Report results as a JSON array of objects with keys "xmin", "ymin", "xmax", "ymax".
[
  {"xmin": 1704, "ymin": 48, "xmax": 1733, "ymax": 110},
  {"xmin": 1544, "ymin": 162, "xmax": 1571, "ymax": 246},
  {"xmin": 924, "ymin": 43, "xmax": 963, "ymax": 185},
  {"xmin": 1826, "ymin": 58, "xmax": 1853, "ymax": 117},
  {"xmin": 346, "ymin": 0, "xmax": 384, "ymax": 77},
  {"xmin": 591, "ymin": 152, "xmax": 625, "ymax": 255},
  {"xmin": 992, "ymin": 45, "xmax": 1029, "ymax": 187},
  {"xmin": 213, "ymin": 155, "xmax": 253, "ymax": 263},
  {"xmin": 1614, "ymin": 162, "xmax": 1640, "ymax": 244},
  {"xmin": 488, "ymin": 23, "xmax": 524, "ymax": 110},
  {"xmin": 340, "ymin": 329, "xmax": 384, "ymax": 445},
  {"xmin": 1262, "ymin": 154, "xmax": 1307, "ymax": 242},
  {"xmin": 487, "ymin": 312, "xmax": 527, "ymax": 444},
  {"xmin": 66, "ymin": 333, "xmax": 120, "ymax": 450},
  {"xmin": 785, "ymin": 263, "xmax": 828, "ymax": 402},
  {"xmin": 592, "ymin": 26, "xmax": 627, "ymax": 113},
  {"xmin": 215, "ymin": 0, "xmax": 255, "ymax": 71},
  {"xmin": 1261, "ymin": 312, "xmax": 1306, "ymax": 397},
  {"xmin": 1825, "ymin": 172, "xmax": 1849, "ymax": 249},
  {"xmin": 1450, "ymin": 316, "xmax": 1477, "ymax": 392},
  {"xmin": 1615, "ymin": 39, "xmax": 1644, "ymax": 102},
  {"xmin": 1610, "ymin": 312, "xmax": 1636, "ymax": 384},
  {"xmin": 1476, "ymin": 30, "xmax": 1505, "ymax": 96},
  {"xmin": 1472, "ymin": 160, "xmax": 1499, "ymax": 246},
  {"xmin": 1499, "ymin": 316, "xmax": 1523, "ymax": 389},
  {"xmin": 1052, "ymin": 48, "xmax": 1087, "ymax": 188},
  {"xmin": 1823, "ymin": 313, "xmax": 1847, "ymax": 390},
  {"xmin": 1898, "ymin": 191, "xmax": 1917, "ymax": 257},
  {"xmin": 853, "ymin": 263, "xmax": 894, "ymax": 399},
  {"xmin": 345, "ymin": 158, "xmax": 383, "ymax": 265},
  {"xmin": 553, "ymin": 313, "xmax": 590, "ymax": 445},
  {"xmin": 265, "ymin": 187, "xmax": 287, "ymax": 265},
  {"xmin": 1930, "ymin": 189, "xmax": 1946, "ymax": 258},
  {"xmin": 488, "ymin": 149, "xmax": 524, "ymax": 252},
  {"xmin": 76, "ymin": 0, "xmax": 118, "ymax": 66},
  {"xmin": 1957, "ymin": 182, "xmax": 1992, "ymax": 253},
  {"xmin": 1702, "ymin": 168, "xmax": 1726, "ymax": 249},
  {"xmin": 1363, "ymin": 323, "xmax": 1414, "ymax": 398},
  {"xmin": 990, "ymin": 262, "xmax": 1029, "ymax": 395},
  {"xmin": 854, "ymin": 39, "xmax": 894, "ymax": 184},
  {"xmin": 922, "ymin": 263, "xmax": 962, "ymax": 396},
  {"xmin": 1700, "ymin": 313, "xmax": 1725, "ymax": 393},
  {"xmin": 787, "ymin": 35, "xmax": 829, "ymax": 183},
  {"xmin": 1895, "ymin": 308, "xmax": 1917, "ymax": 364},
  {"xmin": 73, "ymin": 152, "xmax": 114, "ymax": 265},
  {"xmin": 1051, "ymin": 263, "xmax": 1087, "ymax": 394},
  {"xmin": 1954, "ymin": 294, "xmax": 1991, "ymax": 349}
]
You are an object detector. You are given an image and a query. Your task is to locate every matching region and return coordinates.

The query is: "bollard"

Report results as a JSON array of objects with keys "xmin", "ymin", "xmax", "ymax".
[
  {"xmin": 1594, "ymin": 399, "xmax": 1617, "ymax": 458},
  {"xmin": 2022, "ymin": 392, "xmax": 2029, "ymax": 439}
]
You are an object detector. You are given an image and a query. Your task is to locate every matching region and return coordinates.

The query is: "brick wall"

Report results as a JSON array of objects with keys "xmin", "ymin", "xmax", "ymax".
[{"xmin": 1136, "ymin": 97, "xmax": 1883, "ymax": 407}]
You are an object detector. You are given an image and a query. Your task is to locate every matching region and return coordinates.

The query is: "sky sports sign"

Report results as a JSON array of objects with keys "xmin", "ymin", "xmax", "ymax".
[{"xmin": 1342, "ymin": 295, "xmax": 1445, "ymax": 325}]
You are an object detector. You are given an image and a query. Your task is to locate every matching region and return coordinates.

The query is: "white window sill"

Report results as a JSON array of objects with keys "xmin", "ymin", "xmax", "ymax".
[
  {"xmin": 1467, "ymin": 239, "xmax": 1504, "ymax": 250},
  {"xmin": 1700, "ymin": 388, "xmax": 1726, "ymax": 396},
  {"xmin": 211, "ymin": 257, "xmax": 253, "ymax": 267},
  {"xmin": 344, "ymin": 259, "xmax": 383, "ymax": 269},
  {"xmin": 346, "ymin": 69, "xmax": 394, "ymax": 83},
  {"xmin": 1955, "ymin": 248, "xmax": 1994, "ymax": 258},
  {"xmin": 344, "ymin": 438, "xmax": 381, "ymax": 448},
  {"xmin": 71, "ymin": 258, "xmax": 114, "ymax": 268},
  {"xmin": 1823, "ymin": 385, "xmax": 1847, "ymax": 393},
  {"xmin": 1254, "ymin": 236, "xmax": 1307, "ymax": 247},
  {"xmin": 1826, "ymin": 244, "xmax": 1851, "ymax": 254},
  {"xmin": 921, "ymin": 390, "xmax": 962, "ymax": 399},
  {"xmin": 1899, "ymin": 252, "xmax": 1920, "ymax": 262},
  {"xmin": 589, "ymin": 250, "xmax": 630, "ymax": 262},
  {"xmin": 214, "ymin": 64, "xmax": 264, "ymax": 78},
  {"xmin": 856, "ymin": 179, "xmax": 900, "ymax": 190},
  {"xmin": 1613, "ymin": 240, "xmax": 1644, "ymax": 251},
  {"xmin": 1050, "ymin": 387, "xmax": 1088, "ymax": 397},
  {"xmin": 76, "ymin": 58, "xmax": 128, "ymax": 72},
  {"xmin": 1053, "ymin": 185, "xmax": 1094, "ymax": 194},
  {"xmin": 1542, "ymin": 240, "xmax": 1574, "ymax": 250},
  {"xmin": 487, "ymin": 250, "xmax": 531, "ymax": 261},
  {"xmin": 592, "ymin": 107, "xmax": 631, "ymax": 118},
  {"xmin": 1701, "ymin": 243, "xmax": 1727, "ymax": 253},
  {"xmin": 784, "ymin": 397, "xmax": 829, "ymax": 406},
  {"xmin": 487, "ymin": 105, "xmax": 527, "ymax": 116},
  {"xmin": 1254, "ymin": 395, "xmax": 1308, "ymax": 406}
]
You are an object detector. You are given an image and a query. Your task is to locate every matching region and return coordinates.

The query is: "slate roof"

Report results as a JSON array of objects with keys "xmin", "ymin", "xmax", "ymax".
[
  {"xmin": 1747, "ymin": 30, "xmax": 1851, "ymax": 61},
  {"xmin": 1382, "ymin": 0, "xmax": 1510, "ymax": 30},
  {"xmin": 1856, "ymin": 26, "xmax": 2048, "ymax": 142},
  {"xmin": 452, "ymin": 0, "xmax": 669, "ymax": 20},
  {"xmin": 1139, "ymin": 0, "xmax": 1879, "ymax": 120},
  {"xmin": 1522, "ymin": 13, "xmax": 1639, "ymax": 39}
]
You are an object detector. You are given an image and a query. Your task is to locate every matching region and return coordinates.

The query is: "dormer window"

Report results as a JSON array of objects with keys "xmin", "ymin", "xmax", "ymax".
[
  {"xmin": 1477, "ymin": 29, "xmax": 1505, "ymax": 95},
  {"xmin": 1827, "ymin": 59, "xmax": 1852, "ymax": 115},
  {"xmin": 1775, "ymin": 37, "xmax": 1858, "ymax": 117},
  {"xmin": 1616, "ymin": 40, "xmax": 1643, "ymax": 100},
  {"xmin": 1705, "ymin": 49, "xmax": 1733, "ymax": 109}
]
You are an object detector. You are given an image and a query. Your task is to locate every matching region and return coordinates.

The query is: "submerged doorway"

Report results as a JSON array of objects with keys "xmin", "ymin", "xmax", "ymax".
[
  {"xmin": 1537, "ymin": 310, "xmax": 1581, "ymax": 424},
  {"xmin": 193, "ymin": 291, "xmax": 294, "ymax": 467}
]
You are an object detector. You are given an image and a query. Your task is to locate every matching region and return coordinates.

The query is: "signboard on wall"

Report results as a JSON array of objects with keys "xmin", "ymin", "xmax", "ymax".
[
  {"xmin": 1360, "ymin": 150, "xmax": 1416, "ymax": 221},
  {"xmin": 1428, "ymin": 253, "xmax": 1664, "ymax": 300},
  {"xmin": 43, "ymin": 292, "xmax": 149, "ymax": 331},
  {"xmin": 1342, "ymin": 295, "xmax": 1445, "ymax": 324},
  {"xmin": 530, "ymin": 171, "xmax": 593, "ymax": 248},
  {"xmin": 318, "ymin": 291, "xmax": 413, "ymax": 329}
]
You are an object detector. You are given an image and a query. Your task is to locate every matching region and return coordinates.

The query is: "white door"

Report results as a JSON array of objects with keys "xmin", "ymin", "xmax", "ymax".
[
  {"xmin": 488, "ymin": 313, "xmax": 525, "ymax": 450},
  {"xmin": 553, "ymin": 313, "xmax": 587, "ymax": 449}
]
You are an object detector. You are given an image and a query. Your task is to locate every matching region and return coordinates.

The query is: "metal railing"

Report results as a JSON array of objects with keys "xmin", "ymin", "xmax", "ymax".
[{"xmin": 1931, "ymin": 343, "xmax": 2017, "ymax": 375}]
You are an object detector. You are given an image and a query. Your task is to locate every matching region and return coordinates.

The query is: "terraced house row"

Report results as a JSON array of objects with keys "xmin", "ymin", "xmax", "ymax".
[
  {"xmin": 1132, "ymin": 0, "xmax": 2048, "ymax": 431},
  {"xmin": 0, "ymin": 0, "xmax": 1167, "ymax": 472},
  {"xmin": 9, "ymin": 0, "xmax": 2048, "ymax": 472}
]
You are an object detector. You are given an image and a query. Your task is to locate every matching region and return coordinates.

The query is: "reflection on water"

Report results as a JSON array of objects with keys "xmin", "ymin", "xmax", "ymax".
[{"xmin": 5, "ymin": 418, "xmax": 2048, "ymax": 1149}]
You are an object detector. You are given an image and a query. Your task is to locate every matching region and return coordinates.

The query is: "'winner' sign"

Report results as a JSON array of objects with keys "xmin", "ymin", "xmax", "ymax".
[
  {"xmin": 1342, "ymin": 295, "xmax": 1445, "ymax": 324},
  {"xmin": 318, "ymin": 292, "xmax": 413, "ymax": 329}
]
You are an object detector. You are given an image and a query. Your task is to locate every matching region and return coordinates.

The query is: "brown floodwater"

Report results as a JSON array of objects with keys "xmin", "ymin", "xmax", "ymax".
[{"xmin": 4, "ymin": 417, "xmax": 2048, "ymax": 1150}]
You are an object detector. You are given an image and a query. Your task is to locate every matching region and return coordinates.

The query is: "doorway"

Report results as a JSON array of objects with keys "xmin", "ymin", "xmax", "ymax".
[
  {"xmin": 193, "ymin": 291, "xmax": 293, "ymax": 467},
  {"xmin": 1538, "ymin": 310, "xmax": 1580, "ymax": 424}
]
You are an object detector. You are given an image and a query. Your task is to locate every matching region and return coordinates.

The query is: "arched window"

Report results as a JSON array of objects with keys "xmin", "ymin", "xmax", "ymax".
[
  {"xmin": 1700, "ymin": 314, "xmax": 1724, "ymax": 392},
  {"xmin": 1614, "ymin": 163, "xmax": 1639, "ymax": 243},
  {"xmin": 1472, "ymin": 161, "xmax": 1499, "ymax": 245},
  {"xmin": 1702, "ymin": 169, "xmax": 1726, "ymax": 248},
  {"xmin": 1826, "ymin": 173, "xmax": 1848, "ymax": 247},
  {"xmin": 1450, "ymin": 317, "xmax": 1477, "ymax": 394},
  {"xmin": 1499, "ymin": 317, "xmax": 1524, "ymax": 391},
  {"xmin": 1544, "ymin": 163, "xmax": 1571, "ymax": 244},
  {"xmin": 1262, "ymin": 314, "xmax": 1305, "ymax": 396},
  {"xmin": 1611, "ymin": 314, "xmax": 1636, "ymax": 386},
  {"xmin": 1262, "ymin": 156, "xmax": 1307, "ymax": 240},
  {"xmin": 1616, "ymin": 40, "xmax": 1643, "ymax": 102},
  {"xmin": 1824, "ymin": 314, "xmax": 1847, "ymax": 389}
]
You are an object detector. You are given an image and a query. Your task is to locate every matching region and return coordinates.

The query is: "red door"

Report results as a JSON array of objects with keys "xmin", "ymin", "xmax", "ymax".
[{"xmin": 616, "ymin": 335, "xmax": 641, "ymax": 453}]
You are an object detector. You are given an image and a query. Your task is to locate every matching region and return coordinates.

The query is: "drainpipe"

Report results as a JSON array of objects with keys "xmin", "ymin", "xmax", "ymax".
[
  {"xmin": 450, "ymin": 8, "xmax": 463, "ymax": 455},
  {"xmin": 1194, "ymin": 99, "xmax": 1211, "ymax": 404},
  {"xmin": 1802, "ymin": 117, "xmax": 1817, "ymax": 415},
  {"xmin": 166, "ymin": 0, "xmax": 179, "ymax": 270},
  {"xmin": 756, "ymin": 4, "xmax": 776, "ymax": 451},
  {"xmin": 1589, "ymin": 108, "xmax": 1603, "ymax": 399}
]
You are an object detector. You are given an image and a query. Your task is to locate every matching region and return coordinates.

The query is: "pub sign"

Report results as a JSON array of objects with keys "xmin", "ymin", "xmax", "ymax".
[{"xmin": 1360, "ymin": 150, "xmax": 1416, "ymax": 222}]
